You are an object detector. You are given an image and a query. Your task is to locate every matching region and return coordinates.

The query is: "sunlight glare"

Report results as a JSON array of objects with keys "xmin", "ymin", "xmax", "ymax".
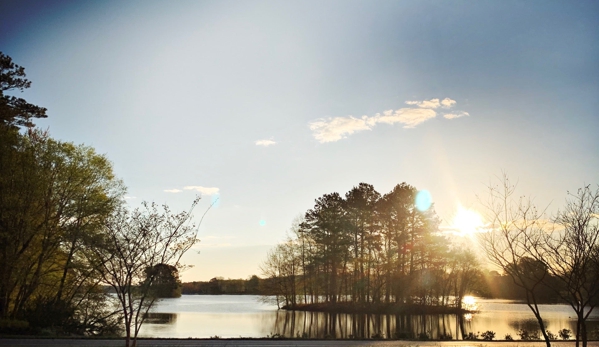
[
  {"xmin": 462, "ymin": 295, "xmax": 477, "ymax": 310},
  {"xmin": 453, "ymin": 206, "xmax": 483, "ymax": 235}
]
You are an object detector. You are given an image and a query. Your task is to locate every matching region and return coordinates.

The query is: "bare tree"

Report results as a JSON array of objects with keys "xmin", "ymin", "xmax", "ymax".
[
  {"xmin": 535, "ymin": 185, "xmax": 599, "ymax": 347},
  {"xmin": 90, "ymin": 198, "xmax": 203, "ymax": 347},
  {"xmin": 478, "ymin": 175, "xmax": 553, "ymax": 347}
]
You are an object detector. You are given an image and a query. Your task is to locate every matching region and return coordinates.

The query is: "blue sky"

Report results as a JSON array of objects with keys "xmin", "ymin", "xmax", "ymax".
[{"xmin": 1, "ymin": 0, "xmax": 598, "ymax": 281}]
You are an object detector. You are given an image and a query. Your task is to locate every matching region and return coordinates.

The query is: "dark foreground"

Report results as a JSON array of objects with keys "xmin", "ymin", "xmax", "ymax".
[{"xmin": 1, "ymin": 339, "xmax": 598, "ymax": 347}]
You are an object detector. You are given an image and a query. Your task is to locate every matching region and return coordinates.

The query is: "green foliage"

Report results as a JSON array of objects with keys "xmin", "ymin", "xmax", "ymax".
[
  {"xmin": 0, "ymin": 127, "xmax": 123, "ymax": 330},
  {"xmin": 145, "ymin": 264, "xmax": 182, "ymax": 298},
  {"xmin": 0, "ymin": 52, "xmax": 47, "ymax": 128}
]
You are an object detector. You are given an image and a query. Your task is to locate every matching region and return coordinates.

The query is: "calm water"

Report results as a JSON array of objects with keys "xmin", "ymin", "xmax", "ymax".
[{"xmin": 138, "ymin": 295, "xmax": 599, "ymax": 340}]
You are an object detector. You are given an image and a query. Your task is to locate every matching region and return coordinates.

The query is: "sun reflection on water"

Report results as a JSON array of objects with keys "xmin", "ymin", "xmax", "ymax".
[{"xmin": 462, "ymin": 295, "xmax": 478, "ymax": 311}]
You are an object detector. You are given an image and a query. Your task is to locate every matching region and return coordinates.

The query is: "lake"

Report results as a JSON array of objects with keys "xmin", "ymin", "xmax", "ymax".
[{"xmin": 139, "ymin": 295, "xmax": 599, "ymax": 340}]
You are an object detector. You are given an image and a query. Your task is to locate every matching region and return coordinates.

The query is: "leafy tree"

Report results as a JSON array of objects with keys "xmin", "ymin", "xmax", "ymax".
[
  {"xmin": 144, "ymin": 264, "xmax": 182, "ymax": 298},
  {"xmin": 345, "ymin": 183, "xmax": 381, "ymax": 303},
  {"xmin": 302, "ymin": 192, "xmax": 351, "ymax": 303},
  {"xmin": 0, "ymin": 52, "xmax": 47, "ymax": 128},
  {"xmin": 0, "ymin": 129, "xmax": 123, "ymax": 323}
]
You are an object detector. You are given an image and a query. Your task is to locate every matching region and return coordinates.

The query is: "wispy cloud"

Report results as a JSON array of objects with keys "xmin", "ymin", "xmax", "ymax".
[
  {"xmin": 164, "ymin": 189, "xmax": 182, "ymax": 193},
  {"xmin": 184, "ymin": 186, "xmax": 220, "ymax": 195},
  {"xmin": 309, "ymin": 97, "xmax": 467, "ymax": 143},
  {"xmin": 255, "ymin": 139, "xmax": 276, "ymax": 147},
  {"xmin": 443, "ymin": 111, "xmax": 470, "ymax": 119}
]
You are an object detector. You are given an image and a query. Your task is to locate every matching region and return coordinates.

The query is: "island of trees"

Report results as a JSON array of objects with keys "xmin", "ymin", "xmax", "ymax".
[{"xmin": 252, "ymin": 183, "xmax": 482, "ymax": 314}]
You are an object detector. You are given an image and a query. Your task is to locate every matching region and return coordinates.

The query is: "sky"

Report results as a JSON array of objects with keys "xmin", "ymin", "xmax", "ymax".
[{"xmin": 1, "ymin": 0, "xmax": 598, "ymax": 281}]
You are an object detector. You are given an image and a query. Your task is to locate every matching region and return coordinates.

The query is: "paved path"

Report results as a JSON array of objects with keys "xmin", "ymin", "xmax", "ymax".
[{"xmin": 1, "ymin": 339, "xmax": 598, "ymax": 347}]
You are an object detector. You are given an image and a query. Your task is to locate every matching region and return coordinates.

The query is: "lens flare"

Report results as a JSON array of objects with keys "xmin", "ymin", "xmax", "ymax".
[
  {"xmin": 210, "ymin": 193, "xmax": 220, "ymax": 208},
  {"xmin": 415, "ymin": 190, "xmax": 432, "ymax": 211},
  {"xmin": 259, "ymin": 219, "xmax": 266, "ymax": 227}
]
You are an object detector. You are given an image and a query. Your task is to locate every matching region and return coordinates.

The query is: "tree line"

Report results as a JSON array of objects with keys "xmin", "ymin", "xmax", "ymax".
[
  {"xmin": 259, "ymin": 179, "xmax": 599, "ymax": 345},
  {"xmin": 0, "ymin": 52, "xmax": 202, "ymax": 347},
  {"xmin": 260, "ymin": 183, "xmax": 485, "ymax": 311}
]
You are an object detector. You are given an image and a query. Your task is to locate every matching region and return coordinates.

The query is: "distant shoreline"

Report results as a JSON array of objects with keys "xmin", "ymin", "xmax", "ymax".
[{"xmin": 281, "ymin": 302, "xmax": 472, "ymax": 315}]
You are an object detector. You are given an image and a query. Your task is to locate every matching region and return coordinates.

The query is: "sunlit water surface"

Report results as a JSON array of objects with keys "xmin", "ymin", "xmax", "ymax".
[{"xmin": 138, "ymin": 295, "xmax": 599, "ymax": 339}]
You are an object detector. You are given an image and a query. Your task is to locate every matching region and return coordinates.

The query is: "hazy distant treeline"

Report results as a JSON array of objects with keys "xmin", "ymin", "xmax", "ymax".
[{"xmin": 180, "ymin": 272, "xmax": 559, "ymax": 303}]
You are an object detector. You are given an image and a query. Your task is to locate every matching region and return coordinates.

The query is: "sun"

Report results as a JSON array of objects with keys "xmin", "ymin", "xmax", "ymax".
[{"xmin": 453, "ymin": 206, "xmax": 484, "ymax": 235}]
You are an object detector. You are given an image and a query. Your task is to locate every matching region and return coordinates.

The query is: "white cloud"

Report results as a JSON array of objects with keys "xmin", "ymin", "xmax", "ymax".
[
  {"xmin": 184, "ymin": 186, "xmax": 220, "ymax": 195},
  {"xmin": 255, "ymin": 139, "xmax": 276, "ymax": 146},
  {"xmin": 405, "ymin": 97, "xmax": 457, "ymax": 109},
  {"xmin": 441, "ymin": 98, "xmax": 457, "ymax": 108},
  {"xmin": 443, "ymin": 111, "xmax": 470, "ymax": 119},
  {"xmin": 164, "ymin": 189, "xmax": 182, "ymax": 193},
  {"xmin": 374, "ymin": 108, "xmax": 437, "ymax": 128},
  {"xmin": 406, "ymin": 98, "xmax": 441, "ymax": 109},
  {"xmin": 309, "ymin": 97, "xmax": 467, "ymax": 143},
  {"xmin": 309, "ymin": 116, "xmax": 372, "ymax": 143}
]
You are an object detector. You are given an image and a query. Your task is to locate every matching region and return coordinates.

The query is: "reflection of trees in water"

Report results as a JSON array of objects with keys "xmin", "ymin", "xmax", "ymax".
[
  {"xmin": 506, "ymin": 317, "xmax": 599, "ymax": 338},
  {"xmin": 270, "ymin": 311, "xmax": 469, "ymax": 339},
  {"xmin": 143, "ymin": 313, "xmax": 177, "ymax": 324},
  {"xmin": 508, "ymin": 318, "xmax": 545, "ymax": 333}
]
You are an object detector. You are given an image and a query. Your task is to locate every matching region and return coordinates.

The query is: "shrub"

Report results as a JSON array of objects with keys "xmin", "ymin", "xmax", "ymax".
[
  {"xmin": 439, "ymin": 333, "xmax": 453, "ymax": 340},
  {"xmin": 464, "ymin": 332, "xmax": 480, "ymax": 340},
  {"xmin": 296, "ymin": 331, "xmax": 308, "ymax": 339},
  {"xmin": 481, "ymin": 330, "xmax": 496, "ymax": 340},
  {"xmin": 505, "ymin": 334, "xmax": 514, "ymax": 340},
  {"xmin": 559, "ymin": 328, "xmax": 572, "ymax": 340},
  {"xmin": 371, "ymin": 332, "xmax": 384, "ymax": 339},
  {"xmin": 517, "ymin": 329, "xmax": 540, "ymax": 340},
  {"xmin": 0, "ymin": 319, "xmax": 30, "ymax": 334},
  {"xmin": 394, "ymin": 331, "xmax": 412, "ymax": 339}
]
